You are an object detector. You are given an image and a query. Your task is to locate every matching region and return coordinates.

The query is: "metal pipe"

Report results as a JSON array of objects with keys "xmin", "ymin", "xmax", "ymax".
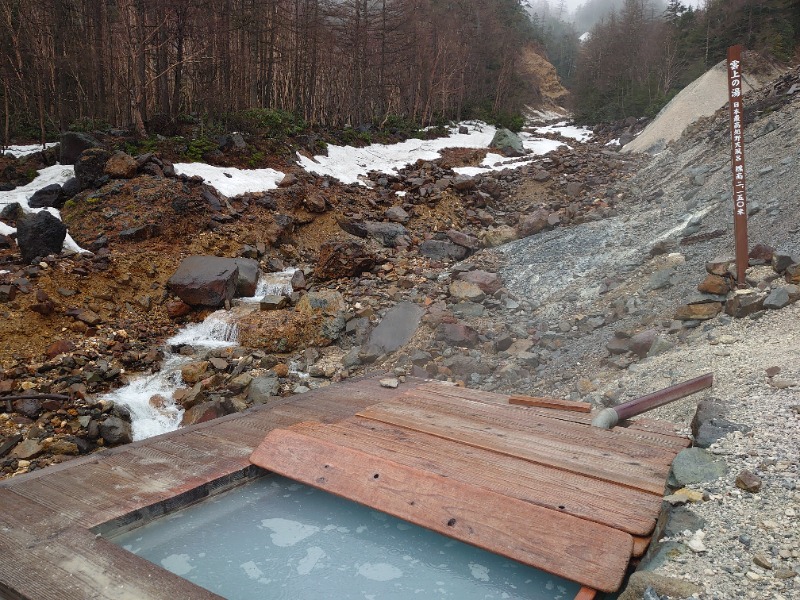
[{"xmin": 592, "ymin": 373, "xmax": 713, "ymax": 429}]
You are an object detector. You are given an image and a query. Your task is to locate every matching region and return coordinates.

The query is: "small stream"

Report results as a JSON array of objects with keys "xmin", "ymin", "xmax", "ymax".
[{"xmin": 102, "ymin": 269, "xmax": 295, "ymax": 441}]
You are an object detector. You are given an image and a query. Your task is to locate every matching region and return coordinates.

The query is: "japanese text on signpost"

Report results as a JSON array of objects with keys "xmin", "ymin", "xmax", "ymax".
[{"xmin": 727, "ymin": 45, "xmax": 749, "ymax": 288}]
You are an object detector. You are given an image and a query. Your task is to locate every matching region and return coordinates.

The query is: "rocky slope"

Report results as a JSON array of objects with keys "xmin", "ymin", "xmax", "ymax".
[{"xmin": 1, "ymin": 63, "xmax": 800, "ymax": 599}]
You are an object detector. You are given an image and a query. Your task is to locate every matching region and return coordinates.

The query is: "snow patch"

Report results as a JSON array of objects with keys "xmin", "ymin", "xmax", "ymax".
[
  {"xmin": 173, "ymin": 163, "xmax": 285, "ymax": 197},
  {"xmin": 3, "ymin": 143, "xmax": 58, "ymax": 158},
  {"xmin": 297, "ymin": 123, "xmax": 498, "ymax": 185}
]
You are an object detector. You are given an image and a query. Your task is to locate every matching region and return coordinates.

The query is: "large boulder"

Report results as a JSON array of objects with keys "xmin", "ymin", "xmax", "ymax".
[
  {"xmin": 455, "ymin": 270, "xmax": 502, "ymax": 295},
  {"xmin": 16, "ymin": 211, "xmax": 67, "ymax": 264},
  {"xmin": 59, "ymin": 131, "xmax": 101, "ymax": 165},
  {"xmin": 74, "ymin": 148, "xmax": 112, "ymax": 189},
  {"xmin": 238, "ymin": 290, "xmax": 347, "ymax": 352},
  {"xmin": 167, "ymin": 256, "xmax": 240, "ymax": 307},
  {"xmin": 363, "ymin": 222, "xmax": 410, "ymax": 248},
  {"xmin": 489, "ymin": 128, "xmax": 524, "ymax": 156},
  {"xmin": 361, "ymin": 302, "xmax": 425, "ymax": 359},
  {"xmin": 233, "ymin": 257, "xmax": 260, "ymax": 297},
  {"xmin": 418, "ymin": 239, "xmax": 468, "ymax": 261},
  {"xmin": 99, "ymin": 416, "xmax": 133, "ymax": 446},
  {"xmin": 104, "ymin": 151, "xmax": 138, "ymax": 179},
  {"xmin": 28, "ymin": 184, "xmax": 63, "ymax": 209}
]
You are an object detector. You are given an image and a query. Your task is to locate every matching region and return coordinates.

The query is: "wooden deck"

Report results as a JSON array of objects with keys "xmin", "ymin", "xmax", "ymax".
[{"xmin": 0, "ymin": 375, "xmax": 689, "ymax": 599}]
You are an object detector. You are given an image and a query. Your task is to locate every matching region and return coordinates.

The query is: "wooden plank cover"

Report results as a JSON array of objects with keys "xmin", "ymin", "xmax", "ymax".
[
  {"xmin": 403, "ymin": 384, "xmax": 690, "ymax": 451},
  {"xmin": 508, "ymin": 395, "xmax": 592, "ymax": 412},
  {"xmin": 288, "ymin": 418, "xmax": 661, "ymax": 535},
  {"xmin": 359, "ymin": 401, "xmax": 671, "ymax": 495},
  {"xmin": 251, "ymin": 428, "xmax": 633, "ymax": 592}
]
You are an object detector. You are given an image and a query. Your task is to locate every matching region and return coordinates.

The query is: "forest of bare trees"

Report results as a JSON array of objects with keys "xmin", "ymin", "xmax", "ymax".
[{"xmin": 1, "ymin": 0, "xmax": 538, "ymax": 143}]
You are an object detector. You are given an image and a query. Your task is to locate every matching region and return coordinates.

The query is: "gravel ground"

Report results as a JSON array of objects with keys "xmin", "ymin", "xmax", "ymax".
[{"xmin": 483, "ymin": 79, "xmax": 800, "ymax": 598}]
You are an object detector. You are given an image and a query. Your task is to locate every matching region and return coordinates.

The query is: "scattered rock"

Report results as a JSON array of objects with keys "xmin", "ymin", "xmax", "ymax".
[
  {"xmin": 104, "ymin": 151, "xmax": 138, "ymax": 179},
  {"xmin": 315, "ymin": 240, "xmax": 378, "ymax": 280},
  {"xmin": 15, "ymin": 211, "xmax": 68, "ymax": 264},
  {"xmin": 74, "ymin": 148, "xmax": 112, "ymax": 189},
  {"xmin": 489, "ymin": 128, "xmax": 524, "ymax": 156},
  {"xmin": 669, "ymin": 447, "xmax": 727, "ymax": 487},
  {"xmin": 59, "ymin": 131, "xmax": 100, "ymax": 165},
  {"xmin": 98, "ymin": 416, "xmax": 133, "ymax": 445},
  {"xmin": 735, "ymin": 470, "xmax": 763, "ymax": 493}
]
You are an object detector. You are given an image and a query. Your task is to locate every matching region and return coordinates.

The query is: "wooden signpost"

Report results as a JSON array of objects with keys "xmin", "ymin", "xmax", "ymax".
[{"xmin": 726, "ymin": 45, "xmax": 749, "ymax": 288}]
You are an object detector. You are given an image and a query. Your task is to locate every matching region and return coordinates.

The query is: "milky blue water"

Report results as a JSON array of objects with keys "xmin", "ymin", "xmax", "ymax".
[{"xmin": 110, "ymin": 475, "xmax": 580, "ymax": 600}]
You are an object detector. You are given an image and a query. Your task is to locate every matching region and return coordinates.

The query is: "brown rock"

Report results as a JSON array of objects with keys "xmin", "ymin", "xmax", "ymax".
[
  {"xmin": 278, "ymin": 173, "xmax": 297, "ymax": 187},
  {"xmin": 448, "ymin": 280, "xmax": 485, "ymax": 303},
  {"xmin": 272, "ymin": 363, "xmax": 290, "ymax": 377},
  {"xmin": 304, "ymin": 191, "xmax": 327, "ymax": 213},
  {"xmin": 629, "ymin": 329, "xmax": 657, "ymax": 358},
  {"xmin": 45, "ymin": 339, "xmax": 76, "ymax": 359},
  {"xmin": 104, "ymin": 151, "xmax": 138, "ymax": 179},
  {"xmin": 260, "ymin": 295, "xmax": 288, "ymax": 310},
  {"xmin": 72, "ymin": 308, "xmax": 103, "ymax": 326},
  {"xmin": 445, "ymin": 230, "xmax": 480, "ymax": 251},
  {"xmin": 725, "ymin": 290, "xmax": 765, "ymax": 318},
  {"xmin": 181, "ymin": 400, "xmax": 226, "ymax": 426},
  {"xmin": 517, "ymin": 209, "xmax": 550, "ymax": 237},
  {"xmin": 455, "ymin": 270, "xmax": 502, "ymax": 295},
  {"xmin": 180, "ymin": 361, "xmax": 209, "ymax": 384},
  {"xmin": 167, "ymin": 256, "xmax": 239, "ymax": 308},
  {"xmin": 706, "ymin": 257, "xmax": 735, "ymax": 276},
  {"xmin": 436, "ymin": 322, "xmax": 479, "ymax": 348},
  {"xmin": 674, "ymin": 302, "xmax": 722, "ymax": 321},
  {"xmin": 11, "ymin": 439, "xmax": 44, "ymax": 460},
  {"xmin": 735, "ymin": 469, "xmax": 762, "ymax": 493},
  {"xmin": 0, "ymin": 284, "xmax": 17, "ymax": 303},
  {"xmin": 315, "ymin": 240, "xmax": 377, "ymax": 281},
  {"xmin": 697, "ymin": 274, "xmax": 730, "ymax": 295},
  {"xmin": 748, "ymin": 243, "xmax": 775, "ymax": 262},
  {"xmin": 786, "ymin": 264, "xmax": 800, "ymax": 284},
  {"xmin": 606, "ymin": 335, "xmax": 631, "ymax": 355},
  {"xmin": 44, "ymin": 439, "xmax": 80, "ymax": 455},
  {"xmin": 179, "ymin": 383, "xmax": 207, "ymax": 410},
  {"xmin": 165, "ymin": 300, "xmax": 192, "ymax": 318}
]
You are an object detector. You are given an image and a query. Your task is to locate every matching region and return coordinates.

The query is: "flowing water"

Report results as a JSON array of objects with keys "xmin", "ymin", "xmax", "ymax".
[{"xmin": 102, "ymin": 269, "xmax": 295, "ymax": 441}]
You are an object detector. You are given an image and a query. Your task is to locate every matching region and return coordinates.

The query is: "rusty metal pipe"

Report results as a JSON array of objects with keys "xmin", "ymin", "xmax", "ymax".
[{"xmin": 592, "ymin": 373, "xmax": 714, "ymax": 429}]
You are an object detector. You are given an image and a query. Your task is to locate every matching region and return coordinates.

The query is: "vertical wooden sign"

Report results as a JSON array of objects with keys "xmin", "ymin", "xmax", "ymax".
[{"xmin": 727, "ymin": 45, "xmax": 749, "ymax": 288}]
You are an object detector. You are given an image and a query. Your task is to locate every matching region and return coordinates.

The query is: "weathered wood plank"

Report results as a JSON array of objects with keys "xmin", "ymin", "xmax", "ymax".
[
  {"xmin": 359, "ymin": 402, "xmax": 671, "ymax": 495},
  {"xmin": 0, "ymin": 521, "xmax": 222, "ymax": 600},
  {"xmin": 509, "ymin": 395, "xmax": 592, "ymax": 412},
  {"xmin": 287, "ymin": 419, "xmax": 661, "ymax": 535},
  {"xmin": 251, "ymin": 428, "xmax": 633, "ymax": 592},
  {"xmin": 408, "ymin": 394, "xmax": 684, "ymax": 462},
  {"xmin": 403, "ymin": 383, "xmax": 690, "ymax": 450}
]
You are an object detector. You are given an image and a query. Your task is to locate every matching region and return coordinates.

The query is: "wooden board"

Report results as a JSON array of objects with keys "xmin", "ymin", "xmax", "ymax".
[
  {"xmin": 288, "ymin": 418, "xmax": 661, "ymax": 535},
  {"xmin": 509, "ymin": 395, "xmax": 592, "ymax": 412},
  {"xmin": 632, "ymin": 535, "xmax": 652, "ymax": 557},
  {"xmin": 409, "ymin": 383, "xmax": 690, "ymax": 449},
  {"xmin": 251, "ymin": 427, "xmax": 633, "ymax": 593},
  {"xmin": 359, "ymin": 401, "xmax": 672, "ymax": 495},
  {"xmin": 401, "ymin": 392, "xmax": 685, "ymax": 460},
  {"xmin": 403, "ymin": 384, "xmax": 690, "ymax": 451},
  {"xmin": 574, "ymin": 587, "xmax": 598, "ymax": 600}
]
